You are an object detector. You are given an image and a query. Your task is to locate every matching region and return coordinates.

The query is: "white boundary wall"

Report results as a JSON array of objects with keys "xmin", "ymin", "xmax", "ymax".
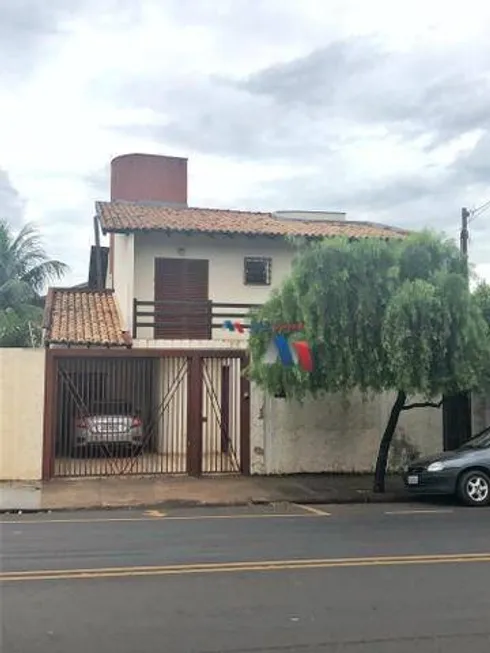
[
  {"xmin": 0, "ymin": 349, "xmax": 45, "ymax": 481},
  {"xmin": 250, "ymin": 386, "xmax": 443, "ymax": 475}
]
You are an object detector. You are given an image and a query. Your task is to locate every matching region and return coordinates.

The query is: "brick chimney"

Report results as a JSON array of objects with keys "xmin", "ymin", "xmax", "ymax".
[{"xmin": 110, "ymin": 153, "xmax": 188, "ymax": 205}]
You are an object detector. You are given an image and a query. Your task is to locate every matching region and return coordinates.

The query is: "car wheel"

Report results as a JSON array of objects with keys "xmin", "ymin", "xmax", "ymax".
[{"xmin": 457, "ymin": 470, "xmax": 490, "ymax": 507}]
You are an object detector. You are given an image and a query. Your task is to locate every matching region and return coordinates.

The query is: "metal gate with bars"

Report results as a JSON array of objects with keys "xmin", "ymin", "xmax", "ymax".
[{"xmin": 42, "ymin": 349, "xmax": 250, "ymax": 479}]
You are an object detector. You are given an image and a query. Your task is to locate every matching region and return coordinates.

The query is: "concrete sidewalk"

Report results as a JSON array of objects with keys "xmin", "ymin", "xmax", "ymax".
[{"xmin": 0, "ymin": 474, "xmax": 409, "ymax": 512}]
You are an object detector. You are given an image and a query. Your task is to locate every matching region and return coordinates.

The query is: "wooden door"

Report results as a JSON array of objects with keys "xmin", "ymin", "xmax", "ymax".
[{"xmin": 154, "ymin": 258, "xmax": 210, "ymax": 339}]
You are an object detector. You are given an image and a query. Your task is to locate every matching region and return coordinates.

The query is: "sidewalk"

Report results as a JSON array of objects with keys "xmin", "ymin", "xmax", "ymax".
[{"xmin": 0, "ymin": 474, "xmax": 409, "ymax": 512}]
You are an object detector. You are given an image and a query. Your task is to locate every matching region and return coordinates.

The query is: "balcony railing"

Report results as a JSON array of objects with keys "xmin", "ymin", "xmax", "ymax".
[{"xmin": 132, "ymin": 299, "xmax": 262, "ymax": 340}]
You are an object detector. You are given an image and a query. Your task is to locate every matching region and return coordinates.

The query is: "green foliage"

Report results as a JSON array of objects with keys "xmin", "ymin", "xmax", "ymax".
[
  {"xmin": 0, "ymin": 219, "xmax": 68, "ymax": 347},
  {"xmin": 398, "ymin": 231, "xmax": 465, "ymax": 282},
  {"xmin": 248, "ymin": 231, "xmax": 490, "ymax": 401},
  {"xmin": 474, "ymin": 282, "xmax": 490, "ymax": 327},
  {"xmin": 0, "ymin": 306, "xmax": 43, "ymax": 347},
  {"xmin": 474, "ymin": 282, "xmax": 490, "ymax": 389}
]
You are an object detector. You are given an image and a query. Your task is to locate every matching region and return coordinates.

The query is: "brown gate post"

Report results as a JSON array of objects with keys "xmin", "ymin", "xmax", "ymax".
[
  {"xmin": 42, "ymin": 350, "xmax": 57, "ymax": 480},
  {"xmin": 239, "ymin": 354, "xmax": 251, "ymax": 475},
  {"xmin": 187, "ymin": 353, "xmax": 203, "ymax": 476}
]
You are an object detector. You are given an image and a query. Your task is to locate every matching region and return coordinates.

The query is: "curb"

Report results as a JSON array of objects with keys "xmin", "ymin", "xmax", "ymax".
[{"xmin": 0, "ymin": 493, "xmax": 414, "ymax": 514}]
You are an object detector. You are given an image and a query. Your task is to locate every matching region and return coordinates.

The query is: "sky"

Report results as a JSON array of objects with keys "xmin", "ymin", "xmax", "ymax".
[{"xmin": 1, "ymin": 0, "xmax": 489, "ymax": 286}]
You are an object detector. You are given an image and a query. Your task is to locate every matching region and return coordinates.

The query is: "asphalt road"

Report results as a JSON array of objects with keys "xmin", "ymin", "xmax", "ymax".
[{"xmin": 1, "ymin": 503, "xmax": 490, "ymax": 653}]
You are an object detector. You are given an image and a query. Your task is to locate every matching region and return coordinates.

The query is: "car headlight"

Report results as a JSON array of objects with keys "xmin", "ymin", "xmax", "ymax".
[{"xmin": 427, "ymin": 461, "xmax": 445, "ymax": 472}]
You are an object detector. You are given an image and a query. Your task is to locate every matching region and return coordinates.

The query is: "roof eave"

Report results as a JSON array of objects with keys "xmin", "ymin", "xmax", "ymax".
[
  {"xmin": 45, "ymin": 339, "xmax": 131, "ymax": 348},
  {"xmin": 97, "ymin": 225, "xmax": 408, "ymax": 239}
]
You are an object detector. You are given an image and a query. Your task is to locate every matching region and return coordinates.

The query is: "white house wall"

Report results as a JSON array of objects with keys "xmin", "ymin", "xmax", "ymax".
[
  {"xmin": 133, "ymin": 232, "xmax": 296, "ymax": 341},
  {"xmin": 112, "ymin": 233, "xmax": 135, "ymax": 332}
]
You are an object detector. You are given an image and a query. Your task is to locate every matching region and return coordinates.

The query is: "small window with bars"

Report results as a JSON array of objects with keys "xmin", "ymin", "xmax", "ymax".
[{"xmin": 244, "ymin": 257, "xmax": 272, "ymax": 286}]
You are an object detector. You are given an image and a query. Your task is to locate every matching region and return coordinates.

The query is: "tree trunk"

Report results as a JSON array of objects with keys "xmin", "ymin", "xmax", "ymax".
[{"xmin": 373, "ymin": 390, "xmax": 407, "ymax": 493}]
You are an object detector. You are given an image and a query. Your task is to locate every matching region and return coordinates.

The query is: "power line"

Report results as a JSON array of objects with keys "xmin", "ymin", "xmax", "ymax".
[{"xmin": 469, "ymin": 198, "xmax": 490, "ymax": 223}]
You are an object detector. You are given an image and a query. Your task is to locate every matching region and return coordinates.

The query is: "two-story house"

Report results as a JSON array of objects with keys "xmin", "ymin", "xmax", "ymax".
[{"xmin": 42, "ymin": 153, "xmax": 408, "ymax": 480}]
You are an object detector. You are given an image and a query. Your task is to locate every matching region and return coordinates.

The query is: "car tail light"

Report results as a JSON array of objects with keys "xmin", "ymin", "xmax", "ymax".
[
  {"xmin": 76, "ymin": 418, "xmax": 88, "ymax": 428},
  {"xmin": 131, "ymin": 417, "xmax": 142, "ymax": 428}
]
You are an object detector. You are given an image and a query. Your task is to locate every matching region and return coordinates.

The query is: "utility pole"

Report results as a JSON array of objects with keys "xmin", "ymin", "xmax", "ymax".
[
  {"xmin": 443, "ymin": 207, "xmax": 473, "ymax": 450},
  {"xmin": 460, "ymin": 207, "xmax": 470, "ymax": 269}
]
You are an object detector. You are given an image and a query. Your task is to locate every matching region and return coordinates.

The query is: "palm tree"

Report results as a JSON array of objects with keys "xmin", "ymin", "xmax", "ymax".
[{"xmin": 0, "ymin": 219, "xmax": 69, "ymax": 346}]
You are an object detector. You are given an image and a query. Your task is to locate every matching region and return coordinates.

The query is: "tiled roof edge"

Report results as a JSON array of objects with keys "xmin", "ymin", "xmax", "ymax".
[
  {"xmin": 46, "ymin": 339, "xmax": 129, "ymax": 347},
  {"xmin": 43, "ymin": 287, "xmax": 131, "ymax": 348},
  {"xmin": 47, "ymin": 287, "xmax": 115, "ymax": 294},
  {"xmin": 95, "ymin": 201, "xmax": 410, "ymax": 237}
]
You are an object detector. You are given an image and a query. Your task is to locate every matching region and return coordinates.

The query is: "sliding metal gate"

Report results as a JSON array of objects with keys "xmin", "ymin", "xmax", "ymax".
[{"xmin": 43, "ymin": 349, "xmax": 250, "ymax": 479}]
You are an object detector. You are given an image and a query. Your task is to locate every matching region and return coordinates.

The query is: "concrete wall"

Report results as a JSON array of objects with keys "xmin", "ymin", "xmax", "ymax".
[
  {"xmin": 250, "ymin": 387, "xmax": 443, "ymax": 475},
  {"xmin": 473, "ymin": 392, "xmax": 490, "ymax": 435},
  {"xmin": 133, "ymin": 232, "xmax": 295, "ymax": 341},
  {"xmin": 0, "ymin": 347, "xmax": 448, "ymax": 480},
  {"xmin": 0, "ymin": 349, "xmax": 45, "ymax": 481}
]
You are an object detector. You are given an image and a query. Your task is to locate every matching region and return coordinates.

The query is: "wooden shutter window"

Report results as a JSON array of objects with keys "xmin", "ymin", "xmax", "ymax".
[{"xmin": 154, "ymin": 258, "xmax": 210, "ymax": 339}]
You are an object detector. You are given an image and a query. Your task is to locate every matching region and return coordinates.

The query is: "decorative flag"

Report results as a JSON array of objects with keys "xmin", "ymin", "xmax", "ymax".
[
  {"xmin": 263, "ymin": 335, "xmax": 313, "ymax": 372},
  {"xmin": 222, "ymin": 320, "xmax": 246, "ymax": 333},
  {"xmin": 273, "ymin": 334, "xmax": 295, "ymax": 366},
  {"xmin": 222, "ymin": 320, "xmax": 314, "ymax": 372},
  {"xmin": 291, "ymin": 341, "xmax": 314, "ymax": 373},
  {"xmin": 263, "ymin": 338, "xmax": 280, "ymax": 365}
]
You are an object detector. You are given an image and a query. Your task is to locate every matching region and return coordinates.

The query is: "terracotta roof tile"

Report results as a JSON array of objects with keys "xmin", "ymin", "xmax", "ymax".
[
  {"xmin": 96, "ymin": 201, "xmax": 408, "ymax": 240},
  {"xmin": 44, "ymin": 289, "xmax": 130, "ymax": 347}
]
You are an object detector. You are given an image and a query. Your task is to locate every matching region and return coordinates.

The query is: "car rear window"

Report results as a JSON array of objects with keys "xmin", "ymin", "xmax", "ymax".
[{"xmin": 91, "ymin": 401, "xmax": 134, "ymax": 415}]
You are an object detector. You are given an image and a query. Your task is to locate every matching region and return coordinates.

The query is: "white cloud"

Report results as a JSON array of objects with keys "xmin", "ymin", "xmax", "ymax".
[
  {"xmin": 475, "ymin": 264, "xmax": 490, "ymax": 284},
  {"xmin": 0, "ymin": 0, "xmax": 488, "ymax": 285},
  {"xmin": 0, "ymin": 169, "xmax": 25, "ymax": 228}
]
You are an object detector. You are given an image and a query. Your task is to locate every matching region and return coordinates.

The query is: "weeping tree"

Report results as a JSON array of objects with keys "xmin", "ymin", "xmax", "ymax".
[
  {"xmin": 474, "ymin": 282, "xmax": 490, "ymax": 392},
  {"xmin": 248, "ymin": 232, "xmax": 490, "ymax": 492},
  {"xmin": 0, "ymin": 219, "xmax": 68, "ymax": 346},
  {"xmin": 474, "ymin": 282, "xmax": 490, "ymax": 328}
]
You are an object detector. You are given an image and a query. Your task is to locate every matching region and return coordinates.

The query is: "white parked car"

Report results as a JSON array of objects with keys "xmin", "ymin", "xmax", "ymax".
[{"xmin": 73, "ymin": 400, "xmax": 144, "ymax": 455}]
